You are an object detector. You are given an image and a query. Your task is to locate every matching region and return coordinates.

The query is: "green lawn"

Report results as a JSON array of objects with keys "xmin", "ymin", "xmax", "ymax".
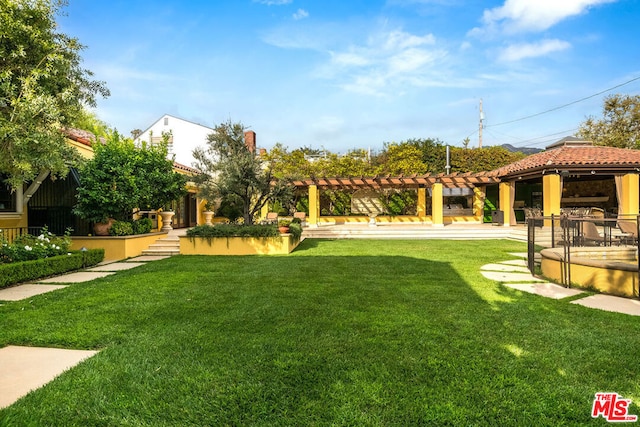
[{"xmin": 0, "ymin": 239, "xmax": 638, "ymax": 426}]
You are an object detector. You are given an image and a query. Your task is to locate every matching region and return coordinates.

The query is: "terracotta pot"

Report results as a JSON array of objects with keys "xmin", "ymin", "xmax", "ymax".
[
  {"xmin": 278, "ymin": 226, "xmax": 290, "ymax": 234},
  {"xmin": 93, "ymin": 218, "xmax": 115, "ymax": 236}
]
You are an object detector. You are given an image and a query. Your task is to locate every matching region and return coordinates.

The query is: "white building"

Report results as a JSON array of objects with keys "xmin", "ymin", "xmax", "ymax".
[{"xmin": 135, "ymin": 114, "xmax": 214, "ymax": 167}]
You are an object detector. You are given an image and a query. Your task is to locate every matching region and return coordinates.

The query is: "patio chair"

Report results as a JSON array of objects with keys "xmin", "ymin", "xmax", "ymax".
[
  {"xmin": 265, "ymin": 212, "xmax": 278, "ymax": 224},
  {"xmin": 581, "ymin": 221, "xmax": 607, "ymax": 246},
  {"xmin": 617, "ymin": 220, "xmax": 638, "ymax": 245},
  {"xmin": 293, "ymin": 211, "xmax": 307, "ymax": 226}
]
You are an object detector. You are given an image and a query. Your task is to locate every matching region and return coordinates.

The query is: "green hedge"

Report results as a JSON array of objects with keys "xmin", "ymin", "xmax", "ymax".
[
  {"xmin": 0, "ymin": 249, "xmax": 105, "ymax": 289},
  {"xmin": 187, "ymin": 223, "xmax": 302, "ymax": 240}
]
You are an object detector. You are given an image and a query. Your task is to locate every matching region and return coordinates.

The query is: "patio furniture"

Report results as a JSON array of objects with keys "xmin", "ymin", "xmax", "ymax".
[
  {"xmin": 617, "ymin": 220, "xmax": 638, "ymax": 245},
  {"xmin": 581, "ymin": 221, "xmax": 607, "ymax": 246},
  {"xmin": 293, "ymin": 212, "xmax": 307, "ymax": 226},
  {"xmin": 265, "ymin": 212, "xmax": 278, "ymax": 224}
]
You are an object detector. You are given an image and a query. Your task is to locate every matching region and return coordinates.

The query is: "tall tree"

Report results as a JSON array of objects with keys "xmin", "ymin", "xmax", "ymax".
[
  {"xmin": 578, "ymin": 94, "xmax": 640, "ymax": 149},
  {"xmin": 374, "ymin": 142, "xmax": 427, "ymax": 175},
  {"xmin": 74, "ymin": 132, "xmax": 186, "ymax": 223},
  {"xmin": 193, "ymin": 120, "xmax": 292, "ymax": 225},
  {"xmin": 0, "ymin": 0, "xmax": 109, "ymax": 189}
]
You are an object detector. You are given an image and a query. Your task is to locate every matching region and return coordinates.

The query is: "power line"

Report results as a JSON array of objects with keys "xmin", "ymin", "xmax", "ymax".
[{"xmin": 487, "ymin": 75, "xmax": 640, "ymax": 128}]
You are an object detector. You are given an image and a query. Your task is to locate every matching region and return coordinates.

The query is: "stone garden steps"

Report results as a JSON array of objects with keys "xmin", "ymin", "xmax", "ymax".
[{"xmin": 141, "ymin": 234, "xmax": 181, "ymax": 256}]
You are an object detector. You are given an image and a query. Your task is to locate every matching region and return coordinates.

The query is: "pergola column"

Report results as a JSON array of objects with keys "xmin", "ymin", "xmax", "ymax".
[
  {"xmin": 308, "ymin": 184, "xmax": 320, "ymax": 228},
  {"xmin": 432, "ymin": 182, "xmax": 444, "ymax": 227},
  {"xmin": 417, "ymin": 187, "xmax": 427, "ymax": 219},
  {"xmin": 619, "ymin": 173, "xmax": 639, "ymax": 219},
  {"xmin": 499, "ymin": 181, "xmax": 514, "ymax": 226},
  {"xmin": 543, "ymin": 173, "xmax": 562, "ymax": 226},
  {"xmin": 473, "ymin": 186, "xmax": 485, "ymax": 219}
]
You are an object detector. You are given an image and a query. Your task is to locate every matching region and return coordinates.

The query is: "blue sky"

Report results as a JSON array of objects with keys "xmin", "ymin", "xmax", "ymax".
[{"xmin": 60, "ymin": 0, "xmax": 640, "ymax": 158}]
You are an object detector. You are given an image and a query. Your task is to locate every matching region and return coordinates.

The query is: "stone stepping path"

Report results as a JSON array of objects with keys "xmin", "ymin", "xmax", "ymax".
[
  {"xmin": 37, "ymin": 271, "xmax": 114, "ymax": 283},
  {"xmin": 128, "ymin": 255, "xmax": 171, "ymax": 262},
  {"xmin": 481, "ymin": 270, "xmax": 546, "ymax": 283},
  {"xmin": 504, "ymin": 282, "xmax": 584, "ymax": 299},
  {"xmin": 87, "ymin": 262, "xmax": 146, "ymax": 272},
  {"xmin": 481, "ymin": 263, "xmax": 531, "ymax": 273},
  {"xmin": 0, "ymin": 254, "xmax": 166, "ymax": 409},
  {"xmin": 482, "ymin": 259, "xmax": 579, "ymax": 296},
  {"xmin": 482, "ymin": 258, "xmax": 640, "ymax": 316},
  {"xmin": 0, "ymin": 284, "xmax": 69, "ymax": 302},
  {"xmin": 571, "ymin": 294, "xmax": 640, "ymax": 316},
  {"xmin": 0, "ymin": 346, "xmax": 98, "ymax": 410}
]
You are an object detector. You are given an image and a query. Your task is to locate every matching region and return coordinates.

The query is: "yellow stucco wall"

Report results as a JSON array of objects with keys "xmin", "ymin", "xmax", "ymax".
[
  {"xmin": 541, "ymin": 256, "xmax": 637, "ymax": 298},
  {"xmin": 67, "ymin": 139, "xmax": 95, "ymax": 160},
  {"xmin": 180, "ymin": 235, "xmax": 300, "ymax": 255},
  {"xmin": 71, "ymin": 232, "xmax": 167, "ymax": 261}
]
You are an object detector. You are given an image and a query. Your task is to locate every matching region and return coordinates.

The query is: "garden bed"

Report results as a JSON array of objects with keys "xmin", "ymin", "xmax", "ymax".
[
  {"xmin": 180, "ymin": 234, "xmax": 300, "ymax": 255},
  {"xmin": 71, "ymin": 232, "xmax": 167, "ymax": 261}
]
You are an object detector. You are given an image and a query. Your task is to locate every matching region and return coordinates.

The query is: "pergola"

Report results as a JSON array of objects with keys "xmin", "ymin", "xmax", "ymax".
[{"xmin": 287, "ymin": 172, "xmax": 501, "ymax": 227}]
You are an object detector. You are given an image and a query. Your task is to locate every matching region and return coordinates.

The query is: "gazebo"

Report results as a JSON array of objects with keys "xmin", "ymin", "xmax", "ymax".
[{"xmin": 491, "ymin": 137, "xmax": 640, "ymax": 225}]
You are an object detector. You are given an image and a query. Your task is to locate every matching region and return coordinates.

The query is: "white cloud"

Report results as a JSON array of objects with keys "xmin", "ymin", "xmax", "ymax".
[
  {"xmin": 293, "ymin": 9, "xmax": 309, "ymax": 20},
  {"xmin": 472, "ymin": 0, "xmax": 616, "ymax": 35},
  {"xmin": 321, "ymin": 29, "xmax": 444, "ymax": 95},
  {"xmin": 498, "ymin": 39, "xmax": 571, "ymax": 61}
]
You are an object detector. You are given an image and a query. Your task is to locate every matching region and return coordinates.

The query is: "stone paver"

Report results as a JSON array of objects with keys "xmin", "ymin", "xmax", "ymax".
[
  {"xmin": 87, "ymin": 262, "xmax": 146, "ymax": 272},
  {"xmin": 483, "ymin": 256, "xmax": 639, "ymax": 316},
  {"xmin": 38, "ymin": 271, "xmax": 114, "ymax": 283},
  {"xmin": 481, "ymin": 270, "xmax": 546, "ymax": 283},
  {"xmin": 508, "ymin": 252, "xmax": 528, "ymax": 259},
  {"xmin": 0, "ymin": 346, "xmax": 98, "ymax": 409},
  {"xmin": 0, "ymin": 284, "xmax": 68, "ymax": 302},
  {"xmin": 499, "ymin": 259, "xmax": 528, "ymax": 267},
  {"xmin": 127, "ymin": 255, "xmax": 170, "ymax": 262},
  {"xmin": 504, "ymin": 282, "xmax": 585, "ymax": 299},
  {"xmin": 571, "ymin": 294, "xmax": 640, "ymax": 316},
  {"xmin": 480, "ymin": 263, "xmax": 531, "ymax": 273}
]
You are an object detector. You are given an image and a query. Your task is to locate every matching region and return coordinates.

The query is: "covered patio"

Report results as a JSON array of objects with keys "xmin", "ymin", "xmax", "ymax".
[{"xmin": 491, "ymin": 137, "xmax": 640, "ymax": 225}]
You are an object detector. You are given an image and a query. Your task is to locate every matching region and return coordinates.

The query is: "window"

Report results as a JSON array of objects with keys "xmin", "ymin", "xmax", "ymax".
[
  {"xmin": 0, "ymin": 177, "xmax": 21, "ymax": 214},
  {"xmin": 164, "ymin": 117, "xmax": 169, "ymax": 126}
]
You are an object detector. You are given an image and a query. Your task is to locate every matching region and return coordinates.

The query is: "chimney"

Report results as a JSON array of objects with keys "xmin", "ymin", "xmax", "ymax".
[{"xmin": 244, "ymin": 130, "xmax": 256, "ymax": 153}]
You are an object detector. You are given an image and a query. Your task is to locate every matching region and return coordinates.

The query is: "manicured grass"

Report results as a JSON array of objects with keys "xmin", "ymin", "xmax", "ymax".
[{"xmin": 0, "ymin": 239, "xmax": 638, "ymax": 426}]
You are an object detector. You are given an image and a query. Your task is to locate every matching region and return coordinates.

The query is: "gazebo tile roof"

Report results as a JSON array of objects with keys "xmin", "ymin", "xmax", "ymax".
[{"xmin": 492, "ymin": 145, "xmax": 640, "ymax": 178}]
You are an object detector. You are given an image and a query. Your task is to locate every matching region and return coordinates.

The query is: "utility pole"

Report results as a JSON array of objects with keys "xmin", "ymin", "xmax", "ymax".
[{"xmin": 479, "ymin": 98, "xmax": 484, "ymax": 148}]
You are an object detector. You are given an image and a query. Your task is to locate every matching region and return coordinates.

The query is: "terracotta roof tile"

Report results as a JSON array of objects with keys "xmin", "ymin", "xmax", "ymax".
[{"xmin": 492, "ymin": 145, "xmax": 640, "ymax": 178}]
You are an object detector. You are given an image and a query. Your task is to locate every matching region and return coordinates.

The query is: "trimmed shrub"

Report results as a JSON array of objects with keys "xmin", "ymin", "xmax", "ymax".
[
  {"xmin": 0, "ymin": 249, "xmax": 104, "ymax": 289},
  {"xmin": 187, "ymin": 224, "xmax": 280, "ymax": 238},
  {"xmin": 109, "ymin": 220, "xmax": 134, "ymax": 236},
  {"xmin": 187, "ymin": 223, "xmax": 302, "ymax": 241},
  {"xmin": 133, "ymin": 217, "xmax": 153, "ymax": 234}
]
